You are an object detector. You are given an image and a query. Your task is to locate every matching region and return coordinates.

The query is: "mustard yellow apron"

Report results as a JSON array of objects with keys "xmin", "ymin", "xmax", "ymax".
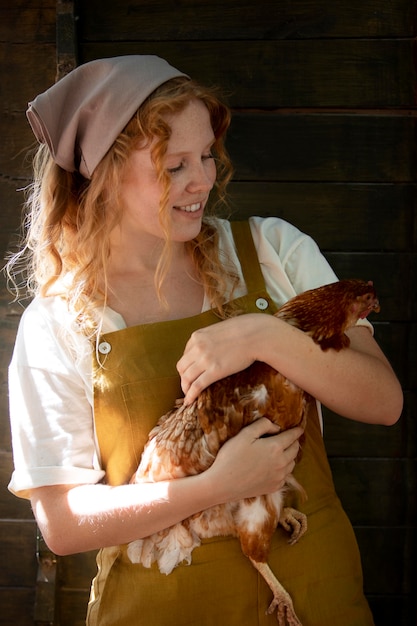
[{"xmin": 87, "ymin": 222, "xmax": 374, "ymax": 626}]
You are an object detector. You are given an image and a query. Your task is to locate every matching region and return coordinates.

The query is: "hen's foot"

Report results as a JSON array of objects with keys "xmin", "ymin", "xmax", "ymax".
[
  {"xmin": 250, "ymin": 559, "xmax": 303, "ymax": 626},
  {"xmin": 266, "ymin": 593, "xmax": 302, "ymax": 626},
  {"xmin": 279, "ymin": 506, "xmax": 307, "ymax": 545}
]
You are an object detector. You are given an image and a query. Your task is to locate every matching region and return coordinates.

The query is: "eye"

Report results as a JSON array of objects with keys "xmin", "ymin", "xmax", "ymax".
[
  {"xmin": 167, "ymin": 153, "xmax": 215, "ymax": 176},
  {"xmin": 167, "ymin": 161, "xmax": 184, "ymax": 175}
]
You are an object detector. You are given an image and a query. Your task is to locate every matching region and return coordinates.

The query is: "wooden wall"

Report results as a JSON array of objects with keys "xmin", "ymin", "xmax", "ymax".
[
  {"xmin": 0, "ymin": 3, "xmax": 57, "ymax": 624},
  {"xmin": 0, "ymin": 1, "xmax": 415, "ymax": 624}
]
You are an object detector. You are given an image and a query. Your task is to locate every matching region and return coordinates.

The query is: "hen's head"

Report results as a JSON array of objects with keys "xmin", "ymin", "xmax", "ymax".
[
  {"xmin": 340, "ymin": 279, "xmax": 380, "ymax": 328},
  {"xmin": 276, "ymin": 278, "xmax": 381, "ymax": 351}
]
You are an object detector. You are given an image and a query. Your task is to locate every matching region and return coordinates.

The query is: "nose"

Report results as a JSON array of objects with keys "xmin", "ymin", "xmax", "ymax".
[{"xmin": 186, "ymin": 161, "xmax": 215, "ymax": 194}]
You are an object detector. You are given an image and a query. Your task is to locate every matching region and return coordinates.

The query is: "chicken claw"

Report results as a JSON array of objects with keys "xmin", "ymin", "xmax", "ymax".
[
  {"xmin": 250, "ymin": 559, "xmax": 303, "ymax": 626},
  {"xmin": 279, "ymin": 507, "xmax": 307, "ymax": 545},
  {"xmin": 269, "ymin": 595, "xmax": 303, "ymax": 626}
]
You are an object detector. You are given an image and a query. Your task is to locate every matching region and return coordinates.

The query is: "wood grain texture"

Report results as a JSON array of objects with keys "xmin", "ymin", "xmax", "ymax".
[
  {"xmin": 356, "ymin": 527, "xmax": 414, "ymax": 595},
  {"xmin": 323, "ymin": 397, "xmax": 413, "ymax": 458},
  {"xmin": 79, "ymin": 40, "xmax": 416, "ymax": 108},
  {"xmin": 79, "ymin": 0, "xmax": 416, "ymax": 40},
  {"xmin": 0, "ymin": 588, "xmax": 37, "ymax": 626},
  {"xmin": 0, "ymin": 521, "xmax": 38, "ymax": 587},
  {"xmin": 226, "ymin": 113, "xmax": 416, "ymax": 181},
  {"xmin": 227, "ymin": 182, "xmax": 417, "ymax": 252},
  {"xmin": 0, "ymin": 1, "xmax": 55, "ymax": 43}
]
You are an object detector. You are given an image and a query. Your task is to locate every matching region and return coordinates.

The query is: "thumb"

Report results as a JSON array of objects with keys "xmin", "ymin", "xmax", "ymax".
[
  {"xmin": 246, "ymin": 419, "xmax": 304, "ymax": 445},
  {"xmin": 245, "ymin": 417, "xmax": 281, "ymax": 439}
]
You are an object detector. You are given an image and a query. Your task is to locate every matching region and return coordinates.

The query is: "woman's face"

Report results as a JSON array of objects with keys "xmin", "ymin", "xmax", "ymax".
[{"xmin": 117, "ymin": 98, "xmax": 217, "ymax": 246}]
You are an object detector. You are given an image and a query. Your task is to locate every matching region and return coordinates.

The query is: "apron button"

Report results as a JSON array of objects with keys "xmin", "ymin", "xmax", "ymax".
[
  {"xmin": 98, "ymin": 341, "xmax": 112, "ymax": 354},
  {"xmin": 255, "ymin": 297, "xmax": 269, "ymax": 310}
]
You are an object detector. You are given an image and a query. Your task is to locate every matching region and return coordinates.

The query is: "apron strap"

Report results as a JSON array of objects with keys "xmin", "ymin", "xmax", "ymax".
[{"xmin": 230, "ymin": 221, "xmax": 267, "ymax": 293}]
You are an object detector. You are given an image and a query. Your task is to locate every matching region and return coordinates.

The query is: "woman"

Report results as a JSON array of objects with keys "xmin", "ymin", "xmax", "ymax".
[{"xmin": 7, "ymin": 55, "xmax": 403, "ymax": 625}]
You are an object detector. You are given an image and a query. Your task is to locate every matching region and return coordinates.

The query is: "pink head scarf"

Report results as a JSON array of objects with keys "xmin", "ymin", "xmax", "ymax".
[{"xmin": 26, "ymin": 55, "xmax": 189, "ymax": 179}]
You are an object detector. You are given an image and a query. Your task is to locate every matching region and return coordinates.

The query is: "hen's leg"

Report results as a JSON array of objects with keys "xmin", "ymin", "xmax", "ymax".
[
  {"xmin": 279, "ymin": 507, "xmax": 307, "ymax": 545},
  {"xmin": 250, "ymin": 558, "xmax": 302, "ymax": 626}
]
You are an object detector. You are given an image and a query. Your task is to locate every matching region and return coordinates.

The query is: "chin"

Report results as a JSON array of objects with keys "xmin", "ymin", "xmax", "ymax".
[{"xmin": 172, "ymin": 211, "xmax": 204, "ymax": 239}]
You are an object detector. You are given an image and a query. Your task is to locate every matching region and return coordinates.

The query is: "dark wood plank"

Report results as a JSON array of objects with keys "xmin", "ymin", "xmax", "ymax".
[
  {"xmin": 57, "ymin": 551, "xmax": 98, "ymax": 590},
  {"xmin": 325, "ymin": 252, "xmax": 416, "ymax": 321},
  {"xmin": 0, "ymin": 588, "xmax": 36, "ymax": 626},
  {"xmin": 1, "ymin": 42, "xmax": 57, "ymax": 113},
  {"xmin": 372, "ymin": 324, "xmax": 416, "ymax": 392},
  {"xmin": 79, "ymin": 0, "xmax": 416, "ymax": 40},
  {"xmin": 368, "ymin": 595, "xmax": 416, "ymax": 626},
  {"xmin": 356, "ymin": 527, "xmax": 415, "ymax": 596},
  {"xmin": 0, "ymin": 280, "xmax": 23, "ymax": 453},
  {"xmin": 323, "ymin": 392, "xmax": 414, "ymax": 458},
  {"xmin": 0, "ymin": 0, "xmax": 55, "ymax": 43},
  {"xmin": 330, "ymin": 458, "xmax": 415, "ymax": 527},
  {"xmin": 227, "ymin": 113, "xmax": 417, "ymax": 182},
  {"xmin": 227, "ymin": 182, "xmax": 416, "ymax": 252},
  {"xmin": 408, "ymin": 327, "xmax": 417, "ymax": 391},
  {"xmin": 0, "ymin": 453, "xmax": 34, "ymax": 519},
  {"xmin": 324, "ymin": 388, "xmax": 414, "ymax": 458},
  {"xmin": 0, "ymin": 6, "xmax": 56, "ymax": 623},
  {"xmin": 0, "ymin": 118, "xmax": 39, "ymax": 182},
  {"xmin": 55, "ymin": 588, "xmax": 90, "ymax": 626},
  {"xmin": 372, "ymin": 324, "xmax": 413, "ymax": 388},
  {"xmin": 79, "ymin": 40, "xmax": 416, "ymax": 108},
  {"xmin": 0, "ymin": 521, "xmax": 38, "ymax": 587}
]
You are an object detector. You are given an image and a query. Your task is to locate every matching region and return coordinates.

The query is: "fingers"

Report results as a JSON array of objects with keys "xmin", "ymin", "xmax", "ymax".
[
  {"xmin": 177, "ymin": 335, "xmax": 206, "ymax": 404},
  {"xmin": 211, "ymin": 420, "xmax": 304, "ymax": 501},
  {"xmin": 177, "ymin": 317, "xmax": 263, "ymax": 405},
  {"xmin": 241, "ymin": 419, "xmax": 304, "ymax": 481},
  {"xmin": 177, "ymin": 358, "xmax": 204, "ymax": 405},
  {"xmin": 177, "ymin": 347, "xmax": 225, "ymax": 406},
  {"xmin": 245, "ymin": 418, "xmax": 303, "ymax": 446},
  {"xmin": 249, "ymin": 420, "xmax": 304, "ymax": 489}
]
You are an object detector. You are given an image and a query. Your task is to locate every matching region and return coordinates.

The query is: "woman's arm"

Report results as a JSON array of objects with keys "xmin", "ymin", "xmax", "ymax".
[
  {"xmin": 177, "ymin": 314, "xmax": 403, "ymax": 425},
  {"xmin": 30, "ymin": 418, "xmax": 302, "ymax": 555}
]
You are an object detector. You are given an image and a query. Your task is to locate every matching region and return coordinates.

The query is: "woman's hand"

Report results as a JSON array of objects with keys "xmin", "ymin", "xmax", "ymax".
[
  {"xmin": 177, "ymin": 314, "xmax": 273, "ymax": 405},
  {"xmin": 205, "ymin": 418, "xmax": 304, "ymax": 502}
]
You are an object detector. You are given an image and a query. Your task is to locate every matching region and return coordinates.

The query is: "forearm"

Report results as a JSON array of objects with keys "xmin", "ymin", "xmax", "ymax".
[
  {"xmin": 253, "ymin": 319, "xmax": 403, "ymax": 425},
  {"xmin": 32, "ymin": 472, "xmax": 221, "ymax": 555}
]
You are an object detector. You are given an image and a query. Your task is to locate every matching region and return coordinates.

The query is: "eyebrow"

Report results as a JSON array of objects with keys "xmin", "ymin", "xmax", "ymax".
[{"xmin": 165, "ymin": 139, "xmax": 216, "ymax": 159}]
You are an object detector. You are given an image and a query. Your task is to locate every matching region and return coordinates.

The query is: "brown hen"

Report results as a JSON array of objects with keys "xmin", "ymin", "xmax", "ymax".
[{"xmin": 127, "ymin": 279, "xmax": 380, "ymax": 626}]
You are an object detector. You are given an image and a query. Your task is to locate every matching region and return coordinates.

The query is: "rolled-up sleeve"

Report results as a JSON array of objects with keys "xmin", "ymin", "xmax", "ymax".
[{"xmin": 8, "ymin": 297, "xmax": 105, "ymax": 499}]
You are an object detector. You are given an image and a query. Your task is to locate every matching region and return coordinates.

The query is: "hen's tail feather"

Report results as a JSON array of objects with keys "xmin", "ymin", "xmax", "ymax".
[{"xmin": 127, "ymin": 523, "xmax": 201, "ymax": 575}]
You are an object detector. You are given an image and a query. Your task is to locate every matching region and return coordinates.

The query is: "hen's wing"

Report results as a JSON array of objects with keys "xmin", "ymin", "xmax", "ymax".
[{"xmin": 133, "ymin": 402, "xmax": 213, "ymax": 483}]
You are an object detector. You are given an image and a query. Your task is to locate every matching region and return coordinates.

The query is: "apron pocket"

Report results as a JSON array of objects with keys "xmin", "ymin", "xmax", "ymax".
[{"xmin": 121, "ymin": 375, "xmax": 184, "ymax": 462}]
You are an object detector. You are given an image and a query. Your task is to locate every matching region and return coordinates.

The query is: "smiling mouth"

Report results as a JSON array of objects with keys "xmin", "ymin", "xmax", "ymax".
[{"xmin": 175, "ymin": 202, "xmax": 202, "ymax": 213}]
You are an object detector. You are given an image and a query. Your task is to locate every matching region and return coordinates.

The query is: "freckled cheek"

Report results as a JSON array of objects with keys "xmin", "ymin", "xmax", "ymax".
[{"xmin": 207, "ymin": 160, "xmax": 217, "ymax": 187}]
